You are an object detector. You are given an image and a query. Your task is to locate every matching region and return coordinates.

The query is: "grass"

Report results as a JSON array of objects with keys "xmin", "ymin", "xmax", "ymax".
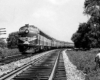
[
  {"xmin": 0, "ymin": 48, "xmax": 21, "ymax": 59},
  {"xmin": 66, "ymin": 48, "xmax": 100, "ymax": 80}
]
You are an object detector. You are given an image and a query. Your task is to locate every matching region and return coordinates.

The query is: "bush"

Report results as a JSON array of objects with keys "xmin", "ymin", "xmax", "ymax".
[
  {"xmin": 0, "ymin": 48, "xmax": 21, "ymax": 59},
  {"xmin": 7, "ymin": 31, "xmax": 19, "ymax": 49}
]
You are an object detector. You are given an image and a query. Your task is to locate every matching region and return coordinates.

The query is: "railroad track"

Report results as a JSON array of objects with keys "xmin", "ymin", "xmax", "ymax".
[
  {"xmin": 0, "ymin": 49, "xmax": 67, "ymax": 80},
  {"xmin": 53, "ymin": 51, "xmax": 66, "ymax": 80}
]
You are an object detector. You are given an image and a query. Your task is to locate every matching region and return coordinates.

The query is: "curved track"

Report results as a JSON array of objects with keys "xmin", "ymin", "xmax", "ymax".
[{"xmin": 0, "ymin": 49, "xmax": 67, "ymax": 80}]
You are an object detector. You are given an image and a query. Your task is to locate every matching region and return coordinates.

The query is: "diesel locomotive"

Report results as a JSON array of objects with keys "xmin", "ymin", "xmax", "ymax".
[{"xmin": 18, "ymin": 24, "xmax": 73, "ymax": 53}]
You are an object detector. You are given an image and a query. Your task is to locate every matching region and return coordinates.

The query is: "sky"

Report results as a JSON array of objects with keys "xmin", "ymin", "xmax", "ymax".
[{"xmin": 0, "ymin": 0, "xmax": 88, "ymax": 42}]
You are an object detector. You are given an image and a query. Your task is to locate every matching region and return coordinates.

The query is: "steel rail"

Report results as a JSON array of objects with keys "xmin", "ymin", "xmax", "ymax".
[
  {"xmin": 0, "ymin": 51, "xmax": 51, "ymax": 80},
  {"xmin": 48, "ymin": 50, "xmax": 61, "ymax": 80},
  {"xmin": 0, "ymin": 49, "xmax": 62, "ymax": 80},
  {"xmin": 0, "ymin": 60, "xmax": 33, "ymax": 80}
]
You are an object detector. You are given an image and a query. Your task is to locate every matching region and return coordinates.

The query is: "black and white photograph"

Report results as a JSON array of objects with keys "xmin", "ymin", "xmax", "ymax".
[{"xmin": 0, "ymin": 0, "xmax": 100, "ymax": 80}]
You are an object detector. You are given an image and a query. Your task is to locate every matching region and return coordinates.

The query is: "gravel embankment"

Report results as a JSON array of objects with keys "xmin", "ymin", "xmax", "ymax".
[
  {"xmin": 0, "ymin": 50, "xmax": 55, "ymax": 76},
  {"xmin": 62, "ymin": 50, "xmax": 85, "ymax": 80}
]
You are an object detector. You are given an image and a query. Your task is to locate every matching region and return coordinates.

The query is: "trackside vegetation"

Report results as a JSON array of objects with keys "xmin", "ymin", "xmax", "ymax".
[
  {"xmin": 71, "ymin": 0, "xmax": 100, "ymax": 49},
  {"xmin": 70, "ymin": 0, "xmax": 100, "ymax": 79},
  {"xmin": 67, "ymin": 49, "xmax": 100, "ymax": 80},
  {"xmin": 0, "ymin": 48, "xmax": 21, "ymax": 59},
  {"xmin": 7, "ymin": 31, "xmax": 19, "ymax": 48},
  {"xmin": 0, "ymin": 38, "xmax": 20, "ymax": 59}
]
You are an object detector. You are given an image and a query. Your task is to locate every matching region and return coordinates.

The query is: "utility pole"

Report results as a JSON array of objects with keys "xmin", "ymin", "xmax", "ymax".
[
  {"xmin": 0, "ymin": 28, "xmax": 6, "ymax": 35},
  {"xmin": 0, "ymin": 28, "xmax": 6, "ymax": 59},
  {"xmin": 0, "ymin": 28, "xmax": 6, "ymax": 40}
]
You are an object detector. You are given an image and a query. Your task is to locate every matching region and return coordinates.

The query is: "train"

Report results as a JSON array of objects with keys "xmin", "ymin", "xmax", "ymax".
[{"xmin": 18, "ymin": 24, "xmax": 74, "ymax": 54}]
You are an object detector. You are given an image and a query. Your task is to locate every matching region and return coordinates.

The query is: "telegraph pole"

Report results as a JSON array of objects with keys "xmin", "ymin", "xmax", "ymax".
[
  {"xmin": 0, "ymin": 28, "xmax": 6, "ymax": 59},
  {"xmin": 0, "ymin": 28, "xmax": 6, "ymax": 40},
  {"xmin": 0, "ymin": 28, "xmax": 6, "ymax": 35}
]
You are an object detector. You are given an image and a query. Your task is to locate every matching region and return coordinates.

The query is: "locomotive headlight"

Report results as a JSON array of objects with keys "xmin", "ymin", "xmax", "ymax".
[{"xmin": 25, "ymin": 29, "xmax": 29, "ymax": 33}]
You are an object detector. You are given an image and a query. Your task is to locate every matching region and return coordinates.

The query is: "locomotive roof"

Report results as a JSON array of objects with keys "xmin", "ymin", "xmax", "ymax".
[
  {"xmin": 39, "ymin": 30, "xmax": 53, "ymax": 40},
  {"xmin": 20, "ymin": 24, "xmax": 58, "ymax": 40},
  {"xmin": 20, "ymin": 24, "xmax": 37, "ymax": 29},
  {"xmin": 20, "ymin": 24, "xmax": 73, "ymax": 43},
  {"xmin": 22, "ymin": 24, "xmax": 53, "ymax": 40}
]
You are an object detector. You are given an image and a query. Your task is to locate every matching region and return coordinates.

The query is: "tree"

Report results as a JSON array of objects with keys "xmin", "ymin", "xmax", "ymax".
[
  {"xmin": 7, "ymin": 31, "xmax": 19, "ymax": 48},
  {"xmin": 71, "ymin": 32, "xmax": 82, "ymax": 48},
  {"xmin": 84, "ymin": 0, "xmax": 100, "ymax": 18},
  {"xmin": 71, "ymin": 0, "xmax": 100, "ymax": 49},
  {"xmin": 71, "ymin": 23, "xmax": 91, "ymax": 49},
  {"xmin": 84, "ymin": 0, "xmax": 100, "ymax": 33},
  {"xmin": 0, "ymin": 39, "xmax": 7, "ymax": 48}
]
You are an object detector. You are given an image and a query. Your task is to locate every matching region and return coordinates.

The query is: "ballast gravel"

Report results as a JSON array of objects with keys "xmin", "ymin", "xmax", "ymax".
[
  {"xmin": 0, "ymin": 50, "xmax": 55, "ymax": 77},
  {"xmin": 62, "ymin": 50, "xmax": 85, "ymax": 80}
]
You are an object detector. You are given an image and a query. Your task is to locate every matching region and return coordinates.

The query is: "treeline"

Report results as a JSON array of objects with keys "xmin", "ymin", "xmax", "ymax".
[
  {"xmin": 7, "ymin": 32, "xmax": 19, "ymax": 48},
  {"xmin": 0, "ymin": 39, "xmax": 7, "ymax": 48},
  {"xmin": 0, "ymin": 31, "xmax": 19, "ymax": 49},
  {"xmin": 71, "ymin": 0, "xmax": 100, "ymax": 49}
]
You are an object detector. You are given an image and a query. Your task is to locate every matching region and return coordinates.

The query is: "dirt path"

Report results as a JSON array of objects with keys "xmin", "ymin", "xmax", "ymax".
[{"xmin": 62, "ymin": 50, "xmax": 85, "ymax": 80}]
